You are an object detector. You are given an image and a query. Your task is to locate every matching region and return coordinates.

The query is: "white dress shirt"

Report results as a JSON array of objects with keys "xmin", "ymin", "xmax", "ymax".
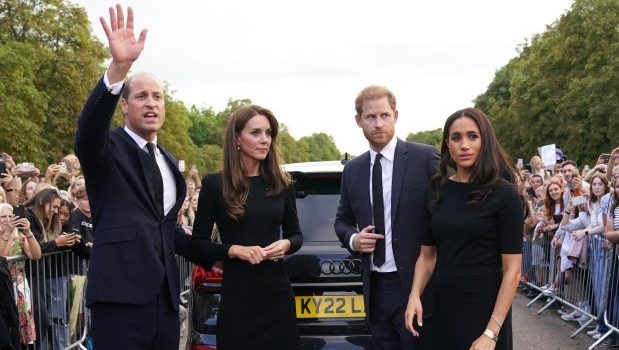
[
  {"xmin": 103, "ymin": 72, "xmax": 177, "ymax": 216},
  {"xmin": 350, "ymin": 136, "xmax": 398, "ymax": 273}
]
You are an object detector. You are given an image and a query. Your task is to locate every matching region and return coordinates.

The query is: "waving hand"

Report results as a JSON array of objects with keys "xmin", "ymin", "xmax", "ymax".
[{"xmin": 100, "ymin": 4, "xmax": 148, "ymax": 83}]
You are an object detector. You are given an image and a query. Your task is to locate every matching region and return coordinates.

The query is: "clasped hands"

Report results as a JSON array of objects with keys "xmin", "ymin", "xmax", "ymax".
[{"xmin": 229, "ymin": 239, "xmax": 291, "ymax": 265}]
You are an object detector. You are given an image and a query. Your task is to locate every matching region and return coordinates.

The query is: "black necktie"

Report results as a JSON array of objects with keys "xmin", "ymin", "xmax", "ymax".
[
  {"xmin": 372, "ymin": 153, "xmax": 385, "ymax": 267},
  {"xmin": 146, "ymin": 143, "xmax": 164, "ymax": 217}
]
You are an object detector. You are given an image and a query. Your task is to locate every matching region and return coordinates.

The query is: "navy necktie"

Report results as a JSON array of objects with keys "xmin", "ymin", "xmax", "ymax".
[
  {"xmin": 146, "ymin": 143, "xmax": 164, "ymax": 217},
  {"xmin": 372, "ymin": 153, "xmax": 385, "ymax": 267}
]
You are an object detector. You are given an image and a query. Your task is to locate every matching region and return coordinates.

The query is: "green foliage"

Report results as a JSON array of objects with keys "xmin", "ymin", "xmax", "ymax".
[
  {"xmin": 0, "ymin": 42, "xmax": 48, "ymax": 164},
  {"xmin": 0, "ymin": 0, "xmax": 342, "ymax": 176},
  {"xmin": 475, "ymin": 0, "xmax": 619, "ymax": 166},
  {"xmin": 299, "ymin": 133, "xmax": 342, "ymax": 162},
  {"xmin": 406, "ymin": 128, "xmax": 443, "ymax": 150},
  {"xmin": 0, "ymin": 0, "xmax": 107, "ymax": 166}
]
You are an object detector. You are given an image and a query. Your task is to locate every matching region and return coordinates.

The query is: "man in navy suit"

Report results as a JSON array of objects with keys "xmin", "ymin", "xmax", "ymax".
[
  {"xmin": 75, "ymin": 5, "xmax": 192, "ymax": 349},
  {"xmin": 334, "ymin": 86, "xmax": 439, "ymax": 349}
]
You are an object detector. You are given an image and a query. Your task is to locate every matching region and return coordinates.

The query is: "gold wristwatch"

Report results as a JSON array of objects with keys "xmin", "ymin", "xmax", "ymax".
[{"xmin": 483, "ymin": 329, "xmax": 498, "ymax": 342}]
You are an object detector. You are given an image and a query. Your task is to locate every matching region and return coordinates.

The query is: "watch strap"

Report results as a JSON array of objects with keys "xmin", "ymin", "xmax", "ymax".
[{"xmin": 483, "ymin": 329, "xmax": 498, "ymax": 342}]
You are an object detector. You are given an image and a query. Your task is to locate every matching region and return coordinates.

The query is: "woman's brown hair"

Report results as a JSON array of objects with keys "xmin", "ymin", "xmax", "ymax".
[
  {"xmin": 431, "ymin": 107, "xmax": 516, "ymax": 207},
  {"xmin": 543, "ymin": 181, "xmax": 564, "ymax": 221},
  {"xmin": 589, "ymin": 173, "xmax": 609, "ymax": 203},
  {"xmin": 23, "ymin": 188, "xmax": 62, "ymax": 242},
  {"xmin": 222, "ymin": 105, "xmax": 291, "ymax": 221}
]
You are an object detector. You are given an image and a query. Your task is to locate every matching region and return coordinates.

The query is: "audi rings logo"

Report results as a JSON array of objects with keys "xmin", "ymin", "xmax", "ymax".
[{"xmin": 320, "ymin": 259, "xmax": 362, "ymax": 275}]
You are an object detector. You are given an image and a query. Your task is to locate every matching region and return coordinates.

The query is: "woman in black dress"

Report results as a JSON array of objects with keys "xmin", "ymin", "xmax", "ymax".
[
  {"xmin": 405, "ymin": 108, "xmax": 523, "ymax": 350},
  {"xmin": 189, "ymin": 105, "xmax": 302, "ymax": 349}
]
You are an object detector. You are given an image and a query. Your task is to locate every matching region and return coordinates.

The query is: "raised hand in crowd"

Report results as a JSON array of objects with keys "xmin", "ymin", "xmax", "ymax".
[
  {"xmin": 100, "ymin": 4, "xmax": 148, "ymax": 83},
  {"xmin": 54, "ymin": 232, "xmax": 82, "ymax": 248},
  {"xmin": 11, "ymin": 216, "xmax": 41, "ymax": 259},
  {"xmin": 44, "ymin": 163, "xmax": 62, "ymax": 184}
]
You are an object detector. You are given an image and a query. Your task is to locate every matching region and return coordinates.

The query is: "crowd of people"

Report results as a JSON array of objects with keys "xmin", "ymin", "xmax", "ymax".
[
  {"xmin": 0, "ymin": 4, "xmax": 616, "ymax": 350},
  {"xmin": 0, "ymin": 151, "xmax": 203, "ymax": 349},
  {"xmin": 518, "ymin": 148, "xmax": 619, "ymax": 345}
]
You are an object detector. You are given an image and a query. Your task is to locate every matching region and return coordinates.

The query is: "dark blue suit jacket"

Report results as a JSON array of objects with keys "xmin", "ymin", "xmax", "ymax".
[
  {"xmin": 75, "ymin": 79, "xmax": 190, "ymax": 310},
  {"xmin": 334, "ymin": 138, "xmax": 439, "ymax": 320}
]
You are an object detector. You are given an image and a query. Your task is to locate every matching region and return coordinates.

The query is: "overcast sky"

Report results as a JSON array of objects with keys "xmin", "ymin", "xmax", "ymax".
[{"xmin": 73, "ymin": 0, "xmax": 573, "ymax": 156}]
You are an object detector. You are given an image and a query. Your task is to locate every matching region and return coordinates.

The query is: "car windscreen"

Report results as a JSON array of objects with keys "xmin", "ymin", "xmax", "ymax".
[{"xmin": 292, "ymin": 172, "xmax": 341, "ymax": 242}]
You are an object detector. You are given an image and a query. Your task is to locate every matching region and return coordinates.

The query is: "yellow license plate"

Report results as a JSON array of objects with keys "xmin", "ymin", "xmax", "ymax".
[{"xmin": 295, "ymin": 295, "xmax": 365, "ymax": 318}]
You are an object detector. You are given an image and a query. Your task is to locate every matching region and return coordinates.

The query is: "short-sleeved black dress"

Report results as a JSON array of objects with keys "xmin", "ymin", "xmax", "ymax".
[
  {"xmin": 423, "ymin": 180, "xmax": 523, "ymax": 350},
  {"xmin": 191, "ymin": 173, "xmax": 302, "ymax": 350}
]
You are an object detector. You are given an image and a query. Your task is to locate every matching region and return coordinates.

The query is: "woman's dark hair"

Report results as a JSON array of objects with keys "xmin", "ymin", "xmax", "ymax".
[
  {"xmin": 222, "ymin": 105, "xmax": 291, "ymax": 221},
  {"xmin": 431, "ymin": 107, "xmax": 516, "ymax": 207}
]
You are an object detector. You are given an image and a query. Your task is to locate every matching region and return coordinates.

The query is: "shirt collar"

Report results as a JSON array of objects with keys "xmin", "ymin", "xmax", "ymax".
[
  {"xmin": 124, "ymin": 126, "xmax": 157, "ymax": 152},
  {"xmin": 369, "ymin": 136, "xmax": 397, "ymax": 164}
]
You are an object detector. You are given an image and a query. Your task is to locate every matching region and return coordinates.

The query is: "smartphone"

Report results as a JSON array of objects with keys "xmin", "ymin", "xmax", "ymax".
[
  {"xmin": 178, "ymin": 160, "xmax": 186, "ymax": 172},
  {"xmin": 524, "ymin": 164, "xmax": 532, "ymax": 173},
  {"xmin": 601, "ymin": 154, "xmax": 611, "ymax": 164},
  {"xmin": 13, "ymin": 205, "xmax": 26, "ymax": 219},
  {"xmin": 516, "ymin": 159, "xmax": 523, "ymax": 168},
  {"xmin": 0, "ymin": 161, "xmax": 6, "ymax": 176},
  {"xmin": 571, "ymin": 195, "xmax": 587, "ymax": 207},
  {"xmin": 58, "ymin": 161, "xmax": 67, "ymax": 174}
]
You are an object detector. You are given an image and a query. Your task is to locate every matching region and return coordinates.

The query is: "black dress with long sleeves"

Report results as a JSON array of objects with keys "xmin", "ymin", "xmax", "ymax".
[{"xmin": 190, "ymin": 173, "xmax": 302, "ymax": 350}]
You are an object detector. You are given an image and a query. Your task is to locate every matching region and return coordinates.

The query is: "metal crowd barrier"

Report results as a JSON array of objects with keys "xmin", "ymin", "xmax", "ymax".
[
  {"xmin": 6, "ymin": 250, "xmax": 193, "ymax": 350},
  {"xmin": 522, "ymin": 231, "xmax": 619, "ymax": 349}
]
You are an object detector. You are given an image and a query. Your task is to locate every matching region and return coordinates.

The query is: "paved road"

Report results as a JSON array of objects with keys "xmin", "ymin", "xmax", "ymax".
[
  {"xmin": 178, "ymin": 291, "xmax": 607, "ymax": 349},
  {"xmin": 513, "ymin": 291, "xmax": 599, "ymax": 350}
]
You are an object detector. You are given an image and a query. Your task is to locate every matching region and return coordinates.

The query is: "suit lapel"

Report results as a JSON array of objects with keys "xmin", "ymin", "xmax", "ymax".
[
  {"xmin": 158, "ymin": 146, "xmax": 187, "ymax": 219},
  {"xmin": 391, "ymin": 139, "xmax": 408, "ymax": 227},
  {"xmin": 359, "ymin": 152, "xmax": 372, "ymax": 227},
  {"xmin": 115, "ymin": 128, "xmax": 161, "ymax": 219}
]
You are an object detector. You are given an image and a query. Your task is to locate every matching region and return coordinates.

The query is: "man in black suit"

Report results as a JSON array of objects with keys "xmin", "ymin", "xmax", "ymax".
[
  {"xmin": 75, "ymin": 5, "xmax": 191, "ymax": 349},
  {"xmin": 334, "ymin": 86, "xmax": 439, "ymax": 349}
]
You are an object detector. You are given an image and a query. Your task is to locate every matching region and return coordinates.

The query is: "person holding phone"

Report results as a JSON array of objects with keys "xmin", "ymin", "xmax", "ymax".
[
  {"xmin": 561, "ymin": 160, "xmax": 590, "ymax": 206},
  {"xmin": 0, "ymin": 203, "xmax": 41, "ymax": 345},
  {"xmin": 23, "ymin": 188, "xmax": 81, "ymax": 349}
]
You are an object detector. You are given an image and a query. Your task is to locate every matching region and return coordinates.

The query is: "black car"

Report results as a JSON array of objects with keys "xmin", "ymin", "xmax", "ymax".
[{"xmin": 186, "ymin": 161, "xmax": 372, "ymax": 349}]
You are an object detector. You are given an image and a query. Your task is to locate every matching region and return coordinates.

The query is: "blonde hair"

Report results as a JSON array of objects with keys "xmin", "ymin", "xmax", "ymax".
[{"xmin": 0, "ymin": 203, "xmax": 18, "ymax": 240}]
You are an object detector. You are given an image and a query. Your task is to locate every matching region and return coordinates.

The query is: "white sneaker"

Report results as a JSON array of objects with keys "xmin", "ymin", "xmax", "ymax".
[
  {"xmin": 592, "ymin": 333, "xmax": 602, "ymax": 340},
  {"xmin": 561, "ymin": 310, "xmax": 583, "ymax": 322},
  {"xmin": 578, "ymin": 316, "xmax": 591, "ymax": 327},
  {"xmin": 587, "ymin": 329, "xmax": 600, "ymax": 336}
]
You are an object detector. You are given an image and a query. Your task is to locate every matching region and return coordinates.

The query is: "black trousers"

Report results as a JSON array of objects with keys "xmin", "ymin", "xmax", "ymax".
[
  {"xmin": 369, "ymin": 272, "xmax": 433, "ymax": 350},
  {"xmin": 90, "ymin": 279, "xmax": 179, "ymax": 350}
]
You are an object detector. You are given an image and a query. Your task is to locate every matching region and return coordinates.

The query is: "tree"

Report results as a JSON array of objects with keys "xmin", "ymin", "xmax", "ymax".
[
  {"xmin": 406, "ymin": 128, "xmax": 443, "ymax": 149},
  {"xmin": 277, "ymin": 124, "xmax": 308, "ymax": 163},
  {"xmin": 299, "ymin": 133, "xmax": 341, "ymax": 161},
  {"xmin": 0, "ymin": 42, "xmax": 48, "ymax": 164},
  {"xmin": 0, "ymin": 0, "xmax": 107, "ymax": 166},
  {"xmin": 475, "ymin": 0, "xmax": 619, "ymax": 165}
]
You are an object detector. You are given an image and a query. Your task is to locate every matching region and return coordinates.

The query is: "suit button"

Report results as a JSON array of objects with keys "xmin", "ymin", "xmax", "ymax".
[
  {"xmin": 398, "ymin": 265, "xmax": 403, "ymax": 270},
  {"xmin": 393, "ymin": 238, "xmax": 398, "ymax": 242}
]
